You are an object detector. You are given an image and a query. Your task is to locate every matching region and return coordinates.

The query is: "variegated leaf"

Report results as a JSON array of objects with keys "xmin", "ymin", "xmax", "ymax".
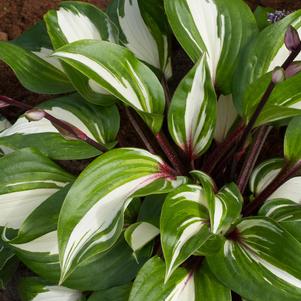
[
  {"xmin": 268, "ymin": 177, "xmax": 301, "ymax": 203},
  {"xmin": 259, "ymin": 198, "xmax": 301, "ymax": 242},
  {"xmin": 249, "ymin": 158, "xmax": 284, "ymax": 196},
  {"xmin": 168, "ymin": 55, "xmax": 216, "ymax": 159},
  {"xmin": 0, "ymin": 148, "xmax": 73, "ymax": 230},
  {"xmin": 0, "ymin": 115, "xmax": 11, "ymax": 133},
  {"xmin": 53, "ymin": 40, "xmax": 165, "ymax": 133},
  {"xmin": 209, "ymin": 183, "xmax": 243, "ymax": 235},
  {"xmin": 5, "ymin": 187, "xmax": 150, "ymax": 290},
  {"xmin": 208, "ymin": 217, "xmax": 301, "ymax": 301},
  {"xmin": 108, "ymin": 0, "xmax": 171, "ymax": 77},
  {"xmin": 129, "ymin": 256, "xmax": 194, "ymax": 301},
  {"xmin": 58, "ymin": 148, "xmax": 187, "ymax": 282},
  {"xmin": 234, "ymin": 11, "xmax": 301, "ymax": 116},
  {"xmin": 125, "ymin": 222, "xmax": 159, "ymax": 252},
  {"xmin": 214, "ymin": 95, "xmax": 238, "ymax": 143},
  {"xmin": 44, "ymin": 1, "xmax": 119, "ymax": 105},
  {"xmin": 0, "ymin": 94, "xmax": 119, "ymax": 160},
  {"xmin": 160, "ymin": 184, "xmax": 211, "ymax": 281},
  {"xmin": 165, "ymin": 0, "xmax": 257, "ymax": 93},
  {"xmin": 19, "ymin": 277, "xmax": 83, "ymax": 301},
  {"xmin": 0, "ymin": 21, "xmax": 74, "ymax": 94},
  {"xmin": 284, "ymin": 117, "xmax": 301, "ymax": 163}
]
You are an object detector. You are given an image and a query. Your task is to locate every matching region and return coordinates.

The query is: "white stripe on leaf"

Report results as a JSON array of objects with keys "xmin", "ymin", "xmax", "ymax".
[
  {"xmin": 11, "ymin": 231, "xmax": 59, "ymax": 256},
  {"xmin": 214, "ymin": 95, "xmax": 238, "ymax": 143},
  {"xmin": 165, "ymin": 273, "xmax": 195, "ymax": 301},
  {"xmin": 54, "ymin": 52, "xmax": 144, "ymax": 112},
  {"xmin": 0, "ymin": 188, "xmax": 60, "ymax": 229},
  {"xmin": 185, "ymin": 0, "xmax": 225, "ymax": 80},
  {"xmin": 32, "ymin": 48, "xmax": 64, "ymax": 72},
  {"xmin": 118, "ymin": 0, "xmax": 160, "ymax": 69},
  {"xmin": 32, "ymin": 285, "xmax": 82, "ymax": 301},
  {"xmin": 57, "ymin": 7, "xmax": 102, "ymax": 43}
]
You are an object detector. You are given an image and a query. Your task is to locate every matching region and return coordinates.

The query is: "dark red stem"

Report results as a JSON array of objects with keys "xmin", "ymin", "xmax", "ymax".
[
  {"xmin": 125, "ymin": 107, "xmax": 156, "ymax": 154},
  {"xmin": 243, "ymin": 160, "xmax": 301, "ymax": 216},
  {"xmin": 0, "ymin": 95, "xmax": 107, "ymax": 153},
  {"xmin": 202, "ymin": 122, "xmax": 245, "ymax": 175},
  {"xmin": 237, "ymin": 126, "xmax": 271, "ymax": 193},
  {"xmin": 156, "ymin": 131, "xmax": 186, "ymax": 175}
]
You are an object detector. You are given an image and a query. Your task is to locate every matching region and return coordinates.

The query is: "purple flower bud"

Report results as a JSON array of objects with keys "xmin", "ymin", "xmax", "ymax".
[
  {"xmin": 285, "ymin": 25, "xmax": 301, "ymax": 51},
  {"xmin": 268, "ymin": 10, "xmax": 292, "ymax": 23},
  {"xmin": 285, "ymin": 61, "xmax": 301, "ymax": 78},
  {"xmin": 272, "ymin": 67, "xmax": 285, "ymax": 84},
  {"xmin": 25, "ymin": 109, "xmax": 45, "ymax": 121}
]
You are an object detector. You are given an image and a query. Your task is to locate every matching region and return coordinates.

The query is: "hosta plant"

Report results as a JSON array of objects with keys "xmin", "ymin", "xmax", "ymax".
[{"xmin": 2, "ymin": 1, "xmax": 301, "ymax": 300}]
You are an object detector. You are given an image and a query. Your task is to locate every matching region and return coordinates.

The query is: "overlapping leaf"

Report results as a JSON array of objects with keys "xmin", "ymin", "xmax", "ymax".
[
  {"xmin": 18, "ymin": 277, "xmax": 84, "ymax": 301},
  {"xmin": 160, "ymin": 184, "xmax": 211, "ymax": 281},
  {"xmin": 125, "ymin": 222, "xmax": 159, "ymax": 253},
  {"xmin": 53, "ymin": 40, "xmax": 165, "ymax": 133},
  {"xmin": 5, "ymin": 186, "xmax": 150, "ymax": 290},
  {"xmin": 129, "ymin": 256, "xmax": 193, "ymax": 301},
  {"xmin": 249, "ymin": 158, "xmax": 284, "ymax": 195},
  {"xmin": 58, "ymin": 148, "xmax": 186, "ymax": 282},
  {"xmin": 0, "ymin": 21, "xmax": 74, "ymax": 94},
  {"xmin": 284, "ymin": 117, "xmax": 301, "ymax": 163},
  {"xmin": 129, "ymin": 256, "xmax": 231, "ymax": 301},
  {"xmin": 165, "ymin": 0, "xmax": 257, "ymax": 93},
  {"xmin": 168, "ymin": 55, "xmax": 216, "ymax": 159},
  {"xmin": 208, "ymin": 217, "xmax": 301, "ymax": 301},
  {"xmin": 214, "ymin": 95, "xmax": 238, "ymax": 143},
  {"xmin": 259, "ymin": 198, "xmax": 301, "ymax": 242},
  {"xmin": 108, "ymin": 0, "xmax": 171, "ymax": 77},
  {"xmin": 45, "ymin": 1, "xmax": 119, "ymax": 105},
  {"xmin": 0, "ymin": 148, "xmax": 73, "ymax": 230},
  {"xmin": 209, "ymin": 183, "xmax": 243, "ymax": 235},
  {"xmin": 234, "ymin": 11, "xmax": 301, "ymax": 117},
  {"xmin": 0, "ymin": 94, "xmax": 119, "ymax": 160},
  {"xmin": 88, "ymin": 284, "xmax": 131, "ymax": 301}
]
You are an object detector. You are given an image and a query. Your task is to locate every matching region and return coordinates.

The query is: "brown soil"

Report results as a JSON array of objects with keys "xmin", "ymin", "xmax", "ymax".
[{"xmin": 0, "ymin": 0, "xmax": 300, "ymax": 300}]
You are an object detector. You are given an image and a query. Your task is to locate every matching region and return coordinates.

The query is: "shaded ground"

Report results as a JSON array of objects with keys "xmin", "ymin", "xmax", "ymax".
[{"xmin": 0, "ymin": 0, "xmax": 301, "ymax": 300}]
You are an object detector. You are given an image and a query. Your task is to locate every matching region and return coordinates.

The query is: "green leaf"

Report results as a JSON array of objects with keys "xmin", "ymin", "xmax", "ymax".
[
  {"xmin": 0, "ymin": 42, "xmax": 74, "ymax": 94},
  {"xmin": 58, "ymin": 148, "xmax": 187, "ymax": 282},
  {"xmin": 164, "ymin": 0, "xmax": 257, "ymax": 94},
  {"xmin": 254, "ymin": 6, "xmax": 273, "ymax": 30},
  {"xmin": 0, "ymin": 148, "xmax": 74, "ymax": 230},
  {"xmin": 129, "ymin": 256, "xmax": 193, "ymax": 301},
  {"xmin": 6, "ymin": 188, "xmax": 150, "ymax": 290},
  {"xmin": 233, "ymin": 11, "xmax": 301, "ymax": 114},
  {"xmin": 108, "ymin": 0, "xmax": 171, "ymax": 77},
  {"xmin": 44, "ymin": 1, "xmax": 119, "ymax": 106},
  {"xmin": 160, "ymin": 184, "xmax": 211, "ymax": 281},
  {"xmin": 18, "ymin": 277, "xmax": 84, "ymax": 301},
  {"xmin": 53, "ymin": 40, "xmax": 165, "ymax": 133},
  {"xmin": 208, "ymin": 217, "xmax": 301, "ymax": 301},
  {"xmin": 88, "ymin": 284, "xmax": 131, "ymax": 301},
  {"xmin": 249, "ymin": 158, "xmax": 284, "ymax": 196},
  {"xmin": 0, "ymin": 240, "xmax": 18, "ymax": 289},
  {"xmin": 195, "ymin": 260, "xmax": 231, "ymax": 301},
  {"xmin": 214, "ymin": 94, "xmax": 238, "ymax": 143},
  {"xmin": 284, "ymin": 117, "xmax": 301, "ymax": 163},
  {"xmin": 168, "ymin": 55, "xmax": 216, "ymax": 159},
  {"xmin": 259, "ymin": 198, "xmax": 301, "ymax": 242},
  {"xmin": 0, "ymin": 94, "xmax": 119, "ymax": 160},
  {"xmin": 125, "ymin": 222, "xmax": 159, "ymax": 252},
  {"xmin": 209, "ymin": 183, "xmax": 243, "ymax": 235},
  {"xmin": 138, "ymin": 194, "xmax": 166, "ymax": 228}
]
